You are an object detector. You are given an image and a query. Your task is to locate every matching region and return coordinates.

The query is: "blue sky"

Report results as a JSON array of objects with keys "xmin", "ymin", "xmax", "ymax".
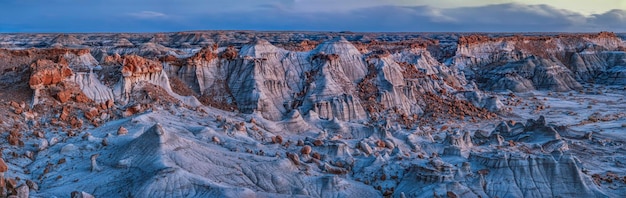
[{"xmin": 0, "ymin": 0, "xmax": 625, "ymax": 32}]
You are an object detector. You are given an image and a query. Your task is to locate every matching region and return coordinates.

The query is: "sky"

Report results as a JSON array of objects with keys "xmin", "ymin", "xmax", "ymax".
[{"xmin": 0, "ymin": 0, "xmax": 625, "ymax": 33}]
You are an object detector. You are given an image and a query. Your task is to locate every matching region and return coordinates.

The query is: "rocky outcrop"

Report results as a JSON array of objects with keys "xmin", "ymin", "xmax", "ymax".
[
  {"xmin": 469, "ymin": 153, "xmax": 603, "ymax": 198},
  {"xmin": 67, "ymin": 72, "xmax": 115, "ymax": 103},
  {"xmin": 593, "ymin": 51, "xmax": 626, "ymax": 85},
  {"xmin": 28, "ymin": 59, "xmax": 73, "ymax": 89},
  {"xmin": 28, "ymin": 59, "xmax": 75, "ymax": 105},
  {"xmin": 101, "ymin": 53, "xmax": 123, "ymax": 65},
  {"xmin": 158, "ymin": 36, "xmax": 502, "ymax": 122},
  {"xmin": 302, "ymin": 52, "xmax": 368, "ymax": 121},
  {"xmin": 456, "ymin": 32, "xmax": 624, "ymax": 92},
  {"xmin": 121, "ymin": 55, "xmax": 162, "ymax": 77},
  {"xmin": 0, "ymin": 158, "xmax": 8, "ymax": 173},
  {"xmin": 71, "ymin": 191, "xmax": 95, "ymax": 198},
  {"xmin": 479, "ymin": 56, "xmax": 582, "ymax": 92},
  {"xmin": 600, "ymin": 65, "xmax": 626, "ymax": 85},
  {"xmin": 61, "ymin": 50, "xmax": 100, "ymax": 72},
  {"xmin": 173, "ymin": 38, "xmax": 372, "ymax": 121},
  {"xmin": 163, "ymin": 46, "xmax": 238, "ymax": 110},
  {"xmin": 313, "ymin": 37, "xmax": 368, "ymax": 83},
  {"xmin": 114, "ymin": 55, "xmax": 200, "ymax": 106},
  {"xmin": 396, "ymin": 116, "xmax": 605, "ymax": 197},
  {"xmin": 228, "ymin": 39, "xmax": 295, "ymax": 120}
]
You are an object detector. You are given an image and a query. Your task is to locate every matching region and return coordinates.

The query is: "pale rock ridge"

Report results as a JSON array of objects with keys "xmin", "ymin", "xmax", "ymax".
[
  {"xmin": 67, "ymin": 72, "xmax": 115, "ymax": 103},
  {"xmin": 366, "ymin": 57, "xmax": 421, "ymax": 115},
  {"xmin": 390, "ymin": 47, "xmax": 505, "ymax": 112},
  {"xmin": 569, "ymin": 51, "xmax": 608, "ymax": 82},
  {"xmin": 170, "ymin": 40, "xmax": 307, "ymax": 118},
  {"xmin": 105, "ymin": 42, "xmax": 183, "ymax": 58},
  {"xmin": 111, "ymin": 124, "xmax": 232, "ymax": 197},
  {"xmin": 592, "ymin": 51, "xmax": 626, "ymax": 84},
  {"xmin": 8, "ymin": 47, "xmax": 200, "ymax": 107},
  {"xmin": 227, "ymin": 39, "xmax": 296, "ymax": 120},
  {"xmin": 584, "ymin": 32, "xmax": 624, "ymax": 50},
  {"xmin": 556, "ymin": 38, "xmax": 623, "ymax": 83},
  {"xmin": 365, "ymin": 51, "xmax": 503, "ymax": 116},
  {"xmin": 236, "ymin": 38, "xmax": 370, "ymax": 121},
  {"xmin": 62, "ymin": 52, "xmax": 99, "ymax": 72},
  {"xmin": 301, "ymin": 51, "xmax": 367, "ymax": 121},
  {"xmin": 313, "ymin": 37, "xmax": 368, "ymax": 83}
]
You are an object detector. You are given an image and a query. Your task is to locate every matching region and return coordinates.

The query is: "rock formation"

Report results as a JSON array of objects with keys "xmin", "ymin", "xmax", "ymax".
[
  {"xmin": 455, "ymin": 32, "xmax": 624, "ymax": 92},
  {"xmin": 0, "ymin": 31, "xmax": 624, "ymax": 198},
  {"xmin": 115, "ymin": 55, "xmax": 201, "ymax": 106}
]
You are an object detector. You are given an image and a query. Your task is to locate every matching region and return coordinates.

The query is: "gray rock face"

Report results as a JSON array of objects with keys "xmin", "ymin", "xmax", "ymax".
[
  {"xmin": 227, "ymin": 40, "xmax": 294, "ymax": 120},
  {"xmin": 314, "ymin": 37, "xmax": 368, "ymax": 83},
  {"xmin": 476, "ymin": 56, "xmax": 582, "ymax": 92},
  {"xmin": 68, "ymin": 72, "xmax": 115, "ymax": 103},
  {"xmin": 470, "ymin": 153, "xmax": 602, "ymax": 198},
  {"xmin": 462, "ymin": 91, "xmax": 505, "ymax": 112},
  {"xmin": 603, "ymin": 66, "xmax": 626, "ymax": 84},
  {"xmin": 396, "ymin": 116, "xmax": 606, "ymax": 197},
  {"xmin": 531, "ymin": 59, "xmax": 582, "ymax": 91},
  {"xmin": 456, "ymin": 33, "xmax": 624, "ymax": 92},
  {"xmin": 71, "ymin": 191, "xmax": 95, "ymax": 198},
  {"xmin": 488, "ymin": 73, "xmax": 535, "ymax": 92}
]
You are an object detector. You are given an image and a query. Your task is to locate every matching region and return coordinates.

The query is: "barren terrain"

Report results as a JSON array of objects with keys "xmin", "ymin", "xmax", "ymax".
[{"xmin": 0, "ymin": 31, "xmax": 624, "ymax": 197}]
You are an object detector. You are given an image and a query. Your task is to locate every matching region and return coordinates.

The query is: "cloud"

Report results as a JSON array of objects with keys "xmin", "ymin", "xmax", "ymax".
[
  {"xmin": 182, "ymin": 3, "xmax": 625, "ymax": 32},
  {"xmin": 440, "ymin": 4, "xmax": 589, "ymax": 31},
  {"xmin": 589, "ymin": 9, "xmax": 626, "ymax": 30},
  {"xmin": 0, "ymin": 1, "xmax": 624, "ymax": 32},
  {"xmin": 128, "ymin": 11, "xmax": 168, "ymax": 19}
]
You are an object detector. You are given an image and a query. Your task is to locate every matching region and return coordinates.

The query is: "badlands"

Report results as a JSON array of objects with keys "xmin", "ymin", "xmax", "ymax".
[{"xmin": 0, "ymin": 31, "xmax": 624, "ymax": 197}]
